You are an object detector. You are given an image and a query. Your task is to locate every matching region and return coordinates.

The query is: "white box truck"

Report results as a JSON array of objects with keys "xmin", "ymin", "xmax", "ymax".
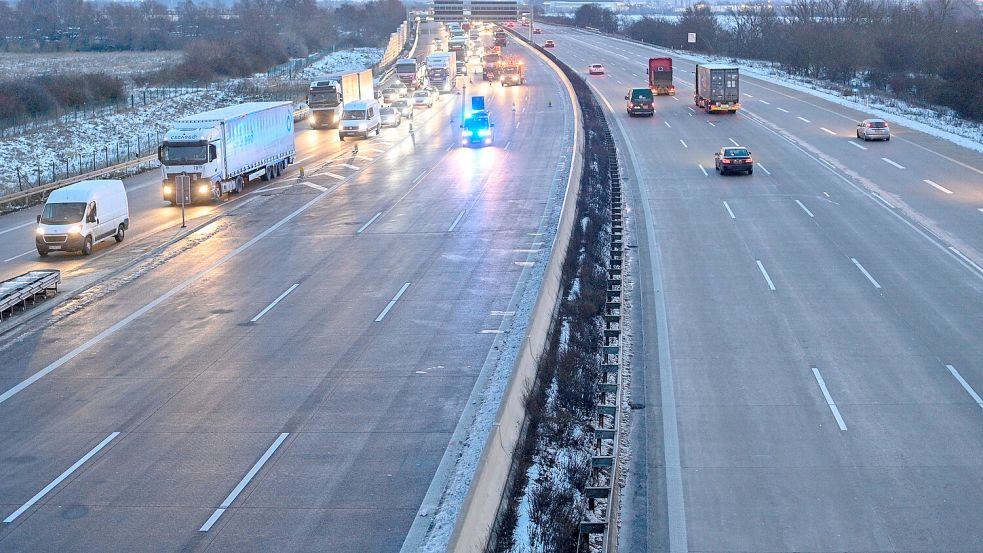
[
  {"xmin": 307, "ymin": 69, "xmax": 375, "ymax": 129},
  {"xmin": 158, "ymin": 102, "xmax": 295, "ymax": 204},
  {"xmin": 35, "ymin": 179, "xmax": 129, "ymax": 256},
  {"xmin": 426, "ymin": 52, "xmax": 457, "ymax": 93}
]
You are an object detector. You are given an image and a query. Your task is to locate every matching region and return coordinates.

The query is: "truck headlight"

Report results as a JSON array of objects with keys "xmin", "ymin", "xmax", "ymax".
[
  {"xmin": 309, "ymin": 116, "xmax": 316, "ymax": 124},
  {"xmin": 199, "ymin": 184, "xmax": 209, "ymax": 194},
  {"xmin": 163, "ymin": 184, "xmax": 173, "ymax": 194}
]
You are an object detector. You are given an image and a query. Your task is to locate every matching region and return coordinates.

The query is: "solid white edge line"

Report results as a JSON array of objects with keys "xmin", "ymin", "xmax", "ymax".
[
  {"xmin": 723, "ymin": 201, "xmax": 736, "ymax": 219},
  {"xmin": 5, "ymin": 432, "xmax": 120, "ymax": 523},
  {"xmin": 795, "ymin": 199, "xmax": 815, "ymax": 218},
  {"xmin": 448, "ymin": 210, "xmax": 466, "ymax": 232},
  {"xmin": 756, "ymin": 259, "xmax": 776, "ymax": 290},
  {"xmin": 0, "ymin": 181, "xmax": 341, "ymax": 406},
  {"xmin": 200, "ymin": 432, "xmax": 289, "ymax": 532},
  {"xmin": 698, "ymin": 163, "xmax": 708, "ymax": 176},
  {"xmin": 3, "ymin": 249, "xmax": 36, "ymax": 263},
  {"xmin": 357, "ymin": 212, "xmax": 383, "ymax": 234},
  {"xmin": 947, "ymin": 365, "xmax": 983, "ymax": 409},
  {"xmin": 812, "ymin": 367, "xmax": 848, "ymax": 430},
  {"xmin": 375, "ymin": 282, "xmax": 411, "ymax": 322},
  {"xmin": 0, "ymin": 220, "xmax": 35, "ymax": 236},
  {"xmin": 851, "ymin": 257, "xmax": 882, "ymax": 289},
  {"xmin": 924, "ymin": 179, "xmax": 953, "ymax": 194},
  {"xmin": 948, "ymin": 247, "xmax": 983, "ymax": 276},
  {"xmin": 250, "ymin": 283, "xmax": 300, "ymax": 323}
]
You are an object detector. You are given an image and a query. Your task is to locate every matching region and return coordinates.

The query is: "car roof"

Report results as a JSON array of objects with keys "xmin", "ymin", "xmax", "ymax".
[
  {"xmin": 862, "ymin": 118, "xmax": 886, "ymax": 123},
  {"xmin": 722, "ymin": 147, "xmax": 750, "ymax": 155}
]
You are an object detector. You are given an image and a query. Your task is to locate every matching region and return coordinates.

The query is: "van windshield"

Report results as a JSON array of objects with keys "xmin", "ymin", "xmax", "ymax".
[
  {"xmin": 40, "ymin": 202, "xmax": 86, "ymax": 225},
  {"xmin": 343, "ymin": 110, "xmax": 366, "ymax": 120}
]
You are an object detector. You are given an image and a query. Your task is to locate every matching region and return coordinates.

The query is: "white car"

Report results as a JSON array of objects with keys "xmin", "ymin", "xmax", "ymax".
[
  {"xmin": 292, "ymin": 102, "xmax": 311, "ymax": 122},
  {"xmin": 413, "ymin": 90, "xmax": 434, "ymax": 108},
  {"xmin": 588, "ymin": 64, "xmax": 605, "ymax": 75}
]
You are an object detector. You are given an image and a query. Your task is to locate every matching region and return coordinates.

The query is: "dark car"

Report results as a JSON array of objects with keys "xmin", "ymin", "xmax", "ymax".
[
  {"xmin": 544, "ymin": 40, "xmax": 555, "ymax": 48},
  {"xmin": 714, "ymin": 147, "xmax": 754, "ymax": 175},
  {"xmin": 625, "ymin": 87, "xmax": 654, "ymax": 117}
]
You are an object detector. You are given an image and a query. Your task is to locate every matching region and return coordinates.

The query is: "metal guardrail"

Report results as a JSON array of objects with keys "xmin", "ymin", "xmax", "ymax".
[
  {"xmin": 578, "ymin": 125, "xmax": 624, "ymax": 552},
  {"xmin": 0, "ymin": 270, "xmax": 60, "ymax": 321},
  {"xmin": 0, "ymin": 154, "xmax": 156, "ymax": 209}
]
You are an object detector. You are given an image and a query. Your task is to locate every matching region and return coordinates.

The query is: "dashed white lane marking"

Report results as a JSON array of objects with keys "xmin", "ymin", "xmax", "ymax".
[
  {"xmin": 851, "ymin": 258, "xmax": 882, "ymax": 288},
  {"xmin": 849, "ymin": 141, "xmax": 868, "ymax": 150},
  {"xmin": 448, "ymin": 210, "xmax": 466, "ymax": 232},
  {"xmin": 200, "ymin": 433, "xmax": 289, "ymax": 532},
  {"xmin": 924, "ymin": 179, "xmax": 953, "ymax": 194},
  {"xmin": 680, "ymin": 139, "xmax": 688, "ymax": 148},
  {"xmin": 759, "ymin": 99, "xmax": 771, "ymax": 105},
  {"xmin": 723, "ymin": 201, "xmax": 736, "ymax": 219},
  {"xmin": 357, "ymin": 212, "xmax": 383, "ymax": 234},
  {"xmin": 375, "ymin": 282, "xmax": 411, "ymax": 322},
  {"xmin": 797, "ymin": 116, "xmax": 811, "ymax": 123},
  {"xmin": 250, "ymin": 284, "xmax": 300, "ymax": 322},
  {"xmin": 947, "ymin": 365, "xmax": 983, "ymax": 411},
  {"xmin": 882, "ymin": 157, "xmax": 906, "ymax": 169},
  {"xmin": 777, "ymin": 107, "xmax": 789, "ymax": 113},
  {"xmin": 757, "ymin": 163, "xmax": 772, "ymax": 175},
  {"xmin": 698, "ymin": 163, "xmax": 708, "ymax": 176},
  {"xmin": 728, "ymin": 138, "xmax": 739, "ymax": 146},
  {"xmin": 756, "ymin": 260, "xmax": 776, "ymax": 291},
  {"xmin": 665, "ymin": 121, "xmax": 671, "ymax": 128},
  {"xmin": 813, "ymin": 367, "xmax": 848, "ymax": 430},
  {"xmin": 795, "ymin": 199, "xmax": 815, "ymax": 217},
  {"xmin": 820, "ymin": 127, "xmax": 837, "ymax": 135},
  {"xmin": 4, "ymin": 432, "xmax": 121, "ymax": 523}
]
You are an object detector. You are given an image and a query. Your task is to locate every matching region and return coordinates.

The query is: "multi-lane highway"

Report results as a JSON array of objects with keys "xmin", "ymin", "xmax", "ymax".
[
  {"xmin": 0, "ymin": 25, "xmax": 574, "ymax": 552},
  {"xmin": 536, "ymin": 23, "xmax": 983, "ymax": 553}
]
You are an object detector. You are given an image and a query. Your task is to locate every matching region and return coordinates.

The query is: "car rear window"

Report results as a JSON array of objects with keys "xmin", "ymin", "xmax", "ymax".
[
  {"xmin": 724, "ymin": 148, "xmax": 750, "ymax": 157},
  {"xmin": 631, "ymin": 89, "xmax": 654, "ymax": 100},
  {"xmin": 869, "ymin": 121, "xmax": 888, "ymax": 128},
  {"xmin": 380, "ymin": 108, "xmax": 394, "ymax": 115}
]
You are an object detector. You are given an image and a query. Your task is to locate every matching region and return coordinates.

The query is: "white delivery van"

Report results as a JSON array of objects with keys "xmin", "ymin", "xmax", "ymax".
[
  {"xmin": 35, "ymin": 179, "xmax": 129, "ymax": 256},
  {"xmin": 338, "ymin": 99, "xmax": 382, "ymax": 140}
]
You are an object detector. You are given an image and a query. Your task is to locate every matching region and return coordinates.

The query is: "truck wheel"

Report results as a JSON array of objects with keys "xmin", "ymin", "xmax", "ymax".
[
  {"xmin": 376, "ymin": 125, "xmax": 381, "ymax": 136},
  {"xmin": 37, "ymin": 247, "xmax": 48, "ymax": 257},
  {"xmin": 115, "ymin": 224, "xmax": 125, "ymax": 242},
  {"xmin": 81, "ymin": 236, "xmax": 93, "ymax": 256},
  {"xmin": 235, "ymin": 176, "xmax": 244, "ymax": 194}
]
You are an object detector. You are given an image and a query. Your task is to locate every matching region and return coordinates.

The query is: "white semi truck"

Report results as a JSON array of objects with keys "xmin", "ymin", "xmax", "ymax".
[
  {"xmin": 426, "ymin": 52, "xmax": 457, "ymax": 93},
  {"xmin": 158, "ymin": 102, "xmax": 295, "ymax": 204},
  {"xmin": 307, "ymin": 69, "xmax": 375, "ymax": 129}
]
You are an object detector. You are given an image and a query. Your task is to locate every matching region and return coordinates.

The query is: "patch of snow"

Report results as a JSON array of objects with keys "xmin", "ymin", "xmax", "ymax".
[
  {"xmin": 298, "ymin": 48, "xmax": 384, "ymax": 81},
  {"xmin": 0, "ymin": 51, "xmax": 184, "ymax": 78}
]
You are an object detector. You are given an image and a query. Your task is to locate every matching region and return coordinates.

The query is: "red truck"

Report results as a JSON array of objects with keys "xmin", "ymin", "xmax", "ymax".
[{"xmin": 648, "ymin": 57, "xmax": 675, "ymax": 96}]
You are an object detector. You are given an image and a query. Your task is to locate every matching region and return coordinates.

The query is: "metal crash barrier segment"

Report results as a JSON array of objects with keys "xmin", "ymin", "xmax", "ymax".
[
  {"xmin": 0, "ymin": 270, "xmax": 60, "ymax": 321},
  {"xmin": 579, "ymin": 123, "xmax": 624, "ymax": 551}
]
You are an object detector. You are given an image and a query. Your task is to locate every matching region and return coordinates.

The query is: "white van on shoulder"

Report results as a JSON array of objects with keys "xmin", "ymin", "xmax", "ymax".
[
  {"xmin": 338, "ymin": 99, "xmax": 382, "ymax": 140},
  {"xmin": 35, "ymin": 179, "xmax": 129, "ymax": 257}
]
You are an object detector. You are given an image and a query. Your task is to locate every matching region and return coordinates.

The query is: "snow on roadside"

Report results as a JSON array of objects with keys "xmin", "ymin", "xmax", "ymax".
[
  {"xmin": 561, "ymin": 25, "xmax": 983, "ymax": 152},
  {"xmin": 0, "ymin": 47, "xmax": 386, "ymax": 195},
  {"xmin": 0, "ymin": 50, "xmax": 184, "ymax": 79},
  {"xmin": 298, "ymin": 47, "xmax": 383, "ymax": 81}
]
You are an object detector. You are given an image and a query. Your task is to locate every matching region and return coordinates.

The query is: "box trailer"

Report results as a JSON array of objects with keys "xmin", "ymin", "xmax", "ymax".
[
  {"xmin": 695, "ymin": 63, "xmax": 740, "ymax": 113},
  {"xmin": 307, "ymin": 69, "xmax": 375, "ymax": 129}
]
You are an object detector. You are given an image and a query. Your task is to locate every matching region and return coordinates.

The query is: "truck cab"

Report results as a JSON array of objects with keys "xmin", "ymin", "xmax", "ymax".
[
  {"xmin": 625, "ymin": 88, "xmax": 655, "ymax": 117},
  {"xmin": 500, "ymin": 61, "xmax": 525, "ymax": 86}
]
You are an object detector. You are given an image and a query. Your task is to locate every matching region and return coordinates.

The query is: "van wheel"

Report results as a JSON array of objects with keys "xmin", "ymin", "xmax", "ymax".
[
  {"xmin": 376, "ymin": 125, "xmax": 381, "ymax": 136},
  {"xmin": 81, "ymin": 236, "xmax": 93, "ymax": 256},
  {"xmin": 115, "ymin": 224, "xmax": 125, "ymax": 242}
]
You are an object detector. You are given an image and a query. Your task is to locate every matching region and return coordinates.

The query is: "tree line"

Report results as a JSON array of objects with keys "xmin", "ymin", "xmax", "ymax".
[
  {"xmin": 0, "ymin": 0, "xmax": 408, "ymax": 121},
  {"xmin": 565, "ymin": 0, "xmax": 983, "ymax": 121}
]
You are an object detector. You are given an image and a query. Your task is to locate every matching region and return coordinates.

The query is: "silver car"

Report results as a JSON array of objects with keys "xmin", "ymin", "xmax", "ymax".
[
  {"xmin": 380, "ymin": 107, "xmax": 402, "ymax": 127},
  {"xmin": 857, "ymin": 118, "xmax": 890, "ymax": 141},
  {"xmin": 392, "ymin": 99, "xmax": 413, "ymax": 117}
]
